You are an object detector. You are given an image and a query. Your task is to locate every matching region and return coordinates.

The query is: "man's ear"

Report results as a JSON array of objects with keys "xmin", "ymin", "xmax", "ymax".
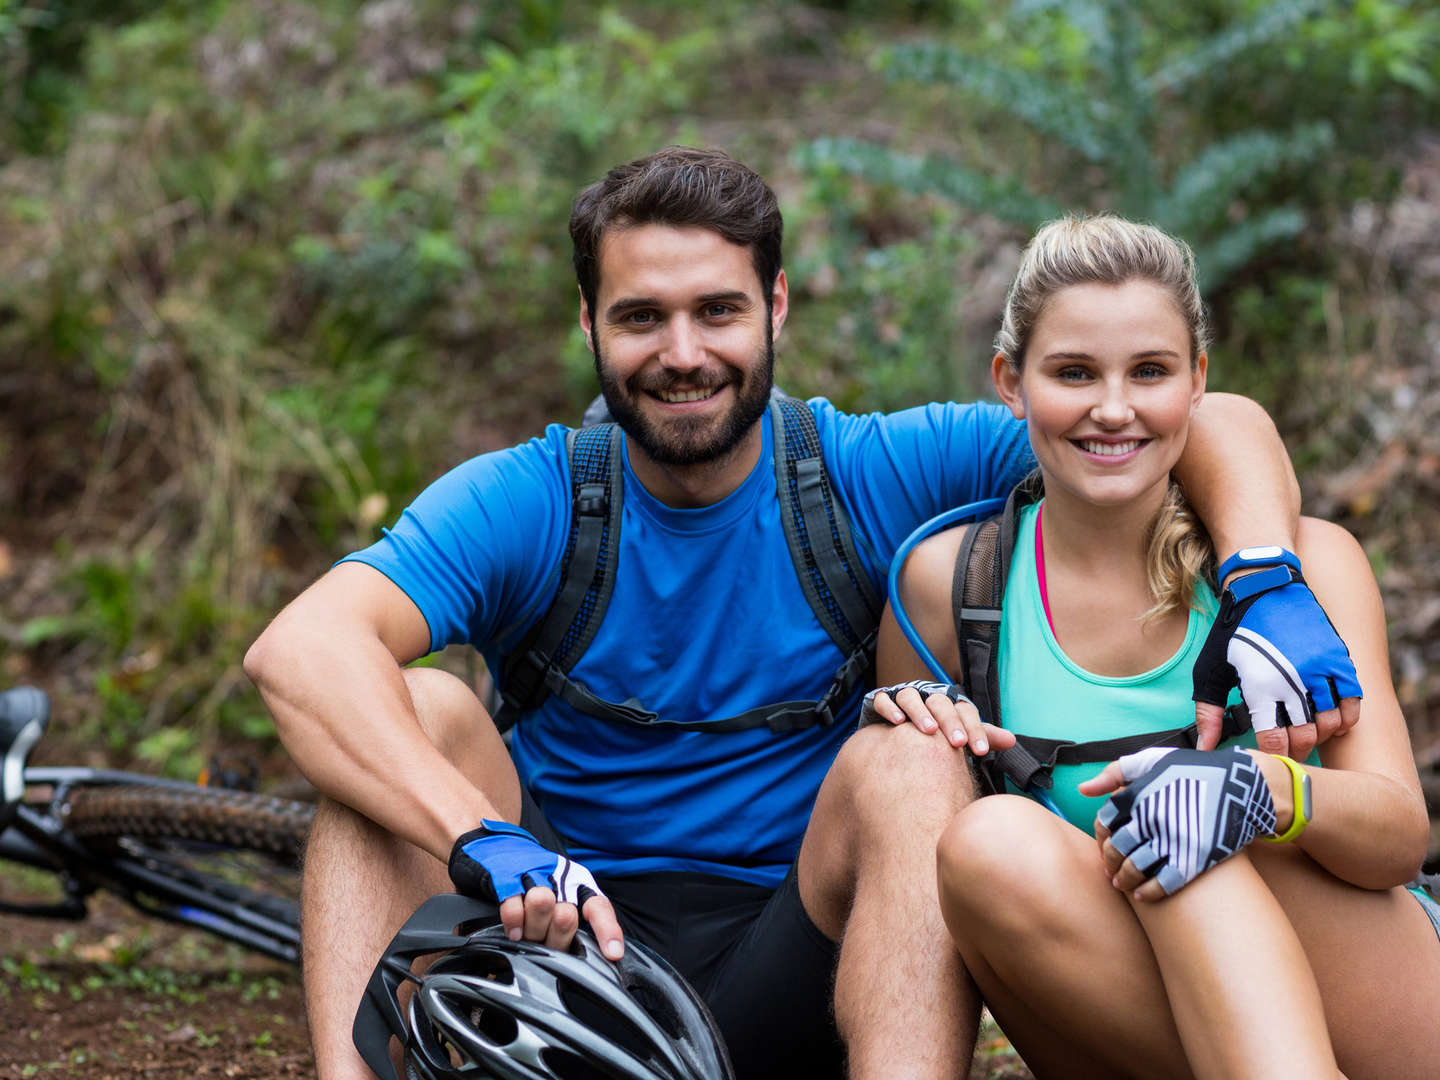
[
  {"xmin": 992, "ymin": 353, "xmax": 1025, "ymax": 419},
  {"xmin": 770, "ymin": 269, "xmax": 789, "ymax": 340},
  {"xmin": 578, "ymin": 287, "xmax": 596, "ymax": 354}
]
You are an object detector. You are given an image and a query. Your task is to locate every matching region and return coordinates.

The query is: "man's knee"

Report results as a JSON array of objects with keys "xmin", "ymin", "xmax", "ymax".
[
  {"xmin": 403, "ymin": 667, "xmax": 494, "ymax": 758},
  {"xmin": 829, "ymin": 723, "xmax": 979, "ymax": 820}
]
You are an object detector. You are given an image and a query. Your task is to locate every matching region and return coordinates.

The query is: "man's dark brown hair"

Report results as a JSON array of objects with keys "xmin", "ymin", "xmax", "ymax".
[{"xmin": 569, "ymin": 146, "xmax": 784, "ymax": 320}]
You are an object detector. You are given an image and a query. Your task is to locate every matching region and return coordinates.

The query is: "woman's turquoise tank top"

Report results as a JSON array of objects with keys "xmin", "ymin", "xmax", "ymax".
[{"xmin": 996, "ymin": 501, "xmax": 1252, "ymax": 830}]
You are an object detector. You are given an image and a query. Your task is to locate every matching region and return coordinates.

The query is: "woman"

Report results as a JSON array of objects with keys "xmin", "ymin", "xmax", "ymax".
[{"xmin": 869, "ymin": 216, "xmax": 1440, "ymax": 1078}]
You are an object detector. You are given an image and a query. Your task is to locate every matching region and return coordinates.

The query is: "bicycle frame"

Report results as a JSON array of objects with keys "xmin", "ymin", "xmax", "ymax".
[{"xmin": 1, "ymin": 692, "xmax": 302, "ymax": 965}]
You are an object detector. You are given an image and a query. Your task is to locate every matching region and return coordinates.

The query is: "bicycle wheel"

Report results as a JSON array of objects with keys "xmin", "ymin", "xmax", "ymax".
[
  {"xmin": 62, "ymin": 784, "xmax": 313, "ymax": 859},
  {"xmin": 61, "ymin": 783, "xmax": 315, "ymax": 963}
]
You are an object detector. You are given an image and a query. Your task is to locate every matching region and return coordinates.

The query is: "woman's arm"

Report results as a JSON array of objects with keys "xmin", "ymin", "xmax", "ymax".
[
  {"xmin": 872, "ymin": 526, "xmax": 1016, "ymax": 755},
  {"xmin": 1262, "ymin": 516, "xmax": 1428, "ymax": 888}
]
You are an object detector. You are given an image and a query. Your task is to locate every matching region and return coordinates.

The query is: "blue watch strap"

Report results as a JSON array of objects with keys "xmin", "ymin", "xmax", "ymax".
[
  {"xmin": 1226, "ymin": 563, "xmax": 1301, "ymax": 603},
  {"xmin": 1217, "ymin": 546, "xmax": 1302, "ymax": 584}
]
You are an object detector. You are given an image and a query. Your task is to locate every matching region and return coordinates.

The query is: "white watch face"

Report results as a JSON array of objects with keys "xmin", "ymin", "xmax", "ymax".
[{"xmin": 1238, "ymin": 545, "xmax": 1285, "ymax": 562}]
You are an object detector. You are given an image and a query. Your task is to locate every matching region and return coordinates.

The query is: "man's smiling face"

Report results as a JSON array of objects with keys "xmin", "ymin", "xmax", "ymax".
[{"xmin": 581, "ymin": 223, "xmax": 786, "ymax": 469}]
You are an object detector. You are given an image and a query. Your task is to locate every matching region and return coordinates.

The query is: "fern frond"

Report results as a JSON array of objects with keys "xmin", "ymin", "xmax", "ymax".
[
  {"xmin": 797, "ymin": 137, "xmax": 1063, "ymax": 226},
  {"xmin": 1151, "ymin": 0, "xmax": 1327, "ymax": 95},
  {"xmin": 1194, "ymin": 207, "xmax": 1306, "ymax": 293},
  {"xmin": 879, "ymin": 42, "xmax": 1112, "ymax": 162},
  {"xmin": 1154, "ymin": 123, "xmax": 1333, "ymax": 236},
  {"xmin": 1010, "ymin": 0, "xmax": 1110, "ymax": 42}
]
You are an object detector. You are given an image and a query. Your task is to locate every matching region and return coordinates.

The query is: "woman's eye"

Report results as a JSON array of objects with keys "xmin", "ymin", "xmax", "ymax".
[
  {"xmin": 1134, "ymin": 363, "xmax": 1168, "ymax": 379},
  {"xmin": 1057, "ymin": 367, "xmax": 1089, "ymax": 382}
]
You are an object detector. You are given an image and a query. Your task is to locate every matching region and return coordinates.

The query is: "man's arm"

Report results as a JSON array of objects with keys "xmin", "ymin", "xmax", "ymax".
[
  {"xmin": 1173, "ymin": 392, "xmax": 1361, "ymax": 757},
  {"xmin": 244, "ymin": 562, "xmax": 484, "ymax": 860},
  {"xmin": 243, "ymin": 562, "xmax": 624, "ymax": 954},
  {"xmin": 1174, "ymin": 392, "xmax": 1300, "ymax": 563}
]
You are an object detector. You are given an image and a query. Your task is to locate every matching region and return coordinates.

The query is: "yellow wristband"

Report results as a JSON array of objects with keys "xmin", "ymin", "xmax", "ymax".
[{"xmin": 1262, "ymin": 754, "xmax": 1312, "ymax": 844}]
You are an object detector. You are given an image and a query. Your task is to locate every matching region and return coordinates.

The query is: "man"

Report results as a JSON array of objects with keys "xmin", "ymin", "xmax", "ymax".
[{"xmin": 245, "ymin": 146, "xmax": 1356, "ymax": 1079}]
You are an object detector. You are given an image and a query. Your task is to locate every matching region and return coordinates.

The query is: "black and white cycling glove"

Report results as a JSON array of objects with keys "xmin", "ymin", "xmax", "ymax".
[
  {"xmin": 448, "ymin": 820, "xmax": 603, "ymax": 909},
  {"xmin": 1096, "ymin": 747, "xmax": 1277, "ymax": 896},
  {"xmin": 859, "ymin": 680, "xmax": 973, "ymax": 727}
]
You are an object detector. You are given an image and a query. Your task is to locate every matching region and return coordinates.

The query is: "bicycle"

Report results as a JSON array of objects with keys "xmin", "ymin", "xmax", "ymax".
[{"xmin": 0, "ymin": 685, "xmax": 314, "ymax": 965}]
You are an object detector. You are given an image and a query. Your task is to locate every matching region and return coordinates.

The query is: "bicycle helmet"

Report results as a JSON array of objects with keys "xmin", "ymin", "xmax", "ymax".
[{"xmin": 354, "ymin": 893, "xmax": 734, "ymax": 1080}]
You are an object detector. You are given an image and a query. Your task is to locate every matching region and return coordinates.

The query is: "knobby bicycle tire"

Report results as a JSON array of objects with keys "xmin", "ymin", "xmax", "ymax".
[{"xmin": 62, "ymin": 784, "xmax": 314, "ymax": 860}]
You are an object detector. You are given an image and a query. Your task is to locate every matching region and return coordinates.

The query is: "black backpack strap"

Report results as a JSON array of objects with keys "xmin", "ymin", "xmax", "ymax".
[
  {"xmin": 771, "ymin": 397, "xmax": 880, "ymax": 654},
  {"xmin": 992, "ymin": 706, "xmax": 1254, "ymax": 791},
  {"xmin": 495, "ymin": 400, "xmax": 880, "ymax": 736},
  {"xmin": 495, "ymin": 423, "xmax": 624, "ymax": 731},
  {"xmin": 951, "ymin": 487, "xmax": 1034, "ymax": 794}
]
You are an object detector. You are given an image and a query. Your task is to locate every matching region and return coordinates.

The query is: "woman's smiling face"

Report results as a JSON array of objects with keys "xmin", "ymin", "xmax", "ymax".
[{"xmin": 994, "ymin": 278, "xmax": 1207, "ymax": 511}]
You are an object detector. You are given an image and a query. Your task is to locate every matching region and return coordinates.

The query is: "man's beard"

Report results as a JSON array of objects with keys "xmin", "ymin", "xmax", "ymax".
[{"xmin": 595, "ymin": 329, "xmax": 775, "ymax": 468}]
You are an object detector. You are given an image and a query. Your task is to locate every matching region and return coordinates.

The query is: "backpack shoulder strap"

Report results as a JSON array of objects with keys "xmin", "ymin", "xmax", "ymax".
[
  {"xmin": 495, "ymin": 423, "xmax": 624, "ymax": 731},
  {"xmin": 771, "ymin": 396, "xmax": 880, "ymax": 655}
]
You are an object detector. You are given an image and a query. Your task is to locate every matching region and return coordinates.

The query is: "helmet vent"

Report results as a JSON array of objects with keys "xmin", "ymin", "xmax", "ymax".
[
  {"xmin": 538, "ymin": 1048, "xmax": 612, "ymax": 1080},
  {"xmin": 558, "ymin": 980, "xmax": 652, "ymax": 1059}
]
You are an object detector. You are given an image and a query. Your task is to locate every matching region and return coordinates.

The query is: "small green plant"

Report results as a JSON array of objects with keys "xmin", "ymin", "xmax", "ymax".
[{"xmin": 799, "ymin": 0, "xmax": 1350, "ymax": 291}]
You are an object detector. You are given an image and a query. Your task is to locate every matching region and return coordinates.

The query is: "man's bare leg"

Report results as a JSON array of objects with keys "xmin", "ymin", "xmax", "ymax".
[
  {"xmin": 302, "ymin": 668, "xmax": 520, "ymax": 1080},
  {"xmin": 798, "ymin": 722, "xmax": 982, "ymax": 1080}
]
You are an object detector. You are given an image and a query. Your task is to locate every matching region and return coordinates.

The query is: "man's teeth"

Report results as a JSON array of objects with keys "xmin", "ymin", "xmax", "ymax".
[
  {"xmin": 1079, "ymin": 439, "xmax": 1140, "ymax": 456},
  {"xmin": 655, "ymin": 388, "xmax": 718, "ymax": 403}
]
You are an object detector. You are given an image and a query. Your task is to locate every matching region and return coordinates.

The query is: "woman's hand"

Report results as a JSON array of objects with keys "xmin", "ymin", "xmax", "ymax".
[
  {"xmin": 1080, "ymin": 747, "xmax": 1278, "ymax": 901},
  {"xmin": 860, "ymin": 680, "xmax": 1015, "ymax": 756}
]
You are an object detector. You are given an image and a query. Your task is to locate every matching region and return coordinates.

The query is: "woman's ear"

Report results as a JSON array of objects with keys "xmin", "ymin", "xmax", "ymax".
[
  {"xmin": 1191, "ymin": 352, "xmax": 1208, "ymax": 412},
  {"xmin": 992, "ymin": 353, "xmax": 1025, "ymax": 419}
]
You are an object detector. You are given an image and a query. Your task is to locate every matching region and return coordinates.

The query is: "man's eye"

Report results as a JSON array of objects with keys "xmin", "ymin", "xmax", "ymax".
[
  {"xmin": 625, "ymin": 310, "xmax": 656, "ymax": 326},
  {"xmin": 703, "ymin": 303, "xmax": 733, "ymax": 318}
]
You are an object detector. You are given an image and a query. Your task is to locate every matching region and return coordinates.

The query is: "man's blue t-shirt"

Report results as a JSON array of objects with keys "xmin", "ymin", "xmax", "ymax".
[{"xmin": 343, "ymin": 399, "xmax": 1030, "ymax": 886}]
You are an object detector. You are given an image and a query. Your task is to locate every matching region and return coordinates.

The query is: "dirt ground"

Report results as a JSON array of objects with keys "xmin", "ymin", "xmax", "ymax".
[
  {"xmin": 0, "ymin": 892, "xmax": 1032, "ymax": 1079},
  {"xmin": 0, "ymin": 893, "xmax": 312, "ymax": 1078}
]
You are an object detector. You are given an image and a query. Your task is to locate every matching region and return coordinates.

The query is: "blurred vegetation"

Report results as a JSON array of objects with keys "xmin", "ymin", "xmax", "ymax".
[{"xmin": 0, "ymin": 0, "xmax": 1437, "ymax": 778}]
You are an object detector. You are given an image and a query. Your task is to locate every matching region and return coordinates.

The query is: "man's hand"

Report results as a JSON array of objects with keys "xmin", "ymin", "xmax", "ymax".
[
  {"xmin": 448, "ymin": 820, "xmax": 624, "ymax": 959},
  {"xmin": 1082, "ymin": 747, "xmax": 1277, "ymax": 901},
  {"xmin": 860, "ymin": 680, "xmax": 1015, "ymax": 756},
  {"xmin": 1193, "ymin": 555, "xmax": 1362, "ymax": 758}
]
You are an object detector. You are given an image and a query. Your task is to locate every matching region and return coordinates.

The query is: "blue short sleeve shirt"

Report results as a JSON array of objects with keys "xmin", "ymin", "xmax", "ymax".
[{"xmin": 343, "ymin": 398, "xmax": 1030, "ymax": 885}]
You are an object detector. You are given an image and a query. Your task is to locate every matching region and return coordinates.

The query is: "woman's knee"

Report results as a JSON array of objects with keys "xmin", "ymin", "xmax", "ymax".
[{"xmin": 937, "ymin": 795, "xmax": 1078, "ymax": 934}]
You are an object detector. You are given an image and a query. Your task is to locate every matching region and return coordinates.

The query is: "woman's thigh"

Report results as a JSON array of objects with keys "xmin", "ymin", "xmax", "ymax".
[
  {"xmin": 1251, "ymin": 845, "xmax": 1440, "ymax": 1078},
  {"xmin": 940, "ymin": 795, "xmax": 1440, "ymax": 1080},
  {"xmin": 938, "ymin": 795, "xmax": 1192, "ymax": 1079}
]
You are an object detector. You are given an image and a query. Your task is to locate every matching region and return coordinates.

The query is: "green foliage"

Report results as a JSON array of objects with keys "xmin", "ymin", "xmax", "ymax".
[{"xmin": 800, "ymin": 0, "xmax": 1436, "ymax": 291}]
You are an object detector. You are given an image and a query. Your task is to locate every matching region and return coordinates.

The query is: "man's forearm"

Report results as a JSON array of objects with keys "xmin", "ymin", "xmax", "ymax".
[{"xmin": 1176, "ymin": 392, "xmax": 1300, "ymax": 568}]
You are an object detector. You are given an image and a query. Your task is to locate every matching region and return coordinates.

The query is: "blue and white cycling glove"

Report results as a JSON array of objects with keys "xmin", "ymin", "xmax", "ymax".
[
  {"xmin": 1097, "ymin": 747, "xmax": 1277, "ymax": 896},
  {"xmin": 448, "ymin": 820, "xmax": 604, "ymax": 910},
  {"xmin": 1193, "ymin": 548, "xmax": 1362, "ymax": 734},
  {"xmin": 859, "ymin": 680, "xmax": 973, "ymax": 727}
]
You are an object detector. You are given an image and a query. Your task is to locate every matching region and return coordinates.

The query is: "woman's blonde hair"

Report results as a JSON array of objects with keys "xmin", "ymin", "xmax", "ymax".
[{"xmin": 998, "ymin": 215, "xmax": 1214, "ymax": 622}]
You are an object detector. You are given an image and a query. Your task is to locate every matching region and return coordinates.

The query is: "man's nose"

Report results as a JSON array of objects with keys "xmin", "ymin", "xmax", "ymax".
[{"xmin": 659, "ymin": 317, "xmax": 705, "ymax": 371}]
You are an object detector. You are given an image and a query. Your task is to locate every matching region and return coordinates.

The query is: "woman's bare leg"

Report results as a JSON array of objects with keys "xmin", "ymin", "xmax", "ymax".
[{"xmin": 937, "ymin": 795, "xmax": 1349, "ymax": 1080}]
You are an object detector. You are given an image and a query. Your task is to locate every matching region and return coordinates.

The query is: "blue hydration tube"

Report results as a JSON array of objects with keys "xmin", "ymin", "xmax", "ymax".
[{"xmin": 888, "ymin": 496, "xmax": 1065, "ymax": 818}]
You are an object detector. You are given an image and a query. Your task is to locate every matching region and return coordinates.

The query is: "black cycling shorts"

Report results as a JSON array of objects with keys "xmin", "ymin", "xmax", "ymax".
[{"xmin": 519, "ymin": 787, "xmax": 843, "ymax": 1080}]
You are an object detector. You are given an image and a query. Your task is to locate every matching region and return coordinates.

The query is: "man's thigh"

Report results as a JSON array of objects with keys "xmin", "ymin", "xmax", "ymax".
[{"xmin": 600, "ymin": 867, "xmax": 843, "ymax": 1080}]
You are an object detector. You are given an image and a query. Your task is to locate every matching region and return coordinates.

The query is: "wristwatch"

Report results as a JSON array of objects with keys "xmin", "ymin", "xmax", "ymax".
[{"xmin": 1217, "ymin": 545, "xmax": 1302, "ymax": 584}]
